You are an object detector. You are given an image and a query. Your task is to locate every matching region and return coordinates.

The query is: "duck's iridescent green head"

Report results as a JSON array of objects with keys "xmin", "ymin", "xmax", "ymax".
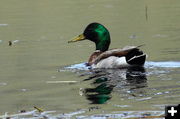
[{"xmin": 68, "ymin": 23, "xmax": 111, "ymax": 52}]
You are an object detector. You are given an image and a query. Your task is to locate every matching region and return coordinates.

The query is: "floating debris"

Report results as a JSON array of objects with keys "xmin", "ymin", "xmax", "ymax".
[
  {"xmin": 34, "ymin": 106, "xmax": 44, "ymax": 113},
  {"xmin": 8, "ymin": 41, "xmax": 12, "ymax": 46},
  {"xmin": 20, "ymin": 110, "xmax": 26, "ymax": 113},
  {"xmin": 145, "ymin": 5, "xmax": 148, "ymax": 21},
  {"xmin": 88, "ymin": 106, "xmax": 100, "ymax": 111},
  {"xmin": 8, "ymin": 40, "xmax": 20, "ymax": 46}
]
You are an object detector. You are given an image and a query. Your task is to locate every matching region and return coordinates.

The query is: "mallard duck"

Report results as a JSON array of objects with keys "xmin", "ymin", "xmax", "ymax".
[{"xmin": 68, "ymin": 23, "xmax": 146, "ymax": 68}]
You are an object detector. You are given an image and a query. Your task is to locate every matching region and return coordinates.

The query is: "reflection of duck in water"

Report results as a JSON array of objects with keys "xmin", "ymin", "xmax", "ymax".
[
  {"xmin": 85, "ymin": 78, "xmax": 113, "ymax": 104},
  {"xmin": 83, "ymin": 67, "xmax": 147, "ymax": 104},
  {"xmin": 68, "ymin": 23, "xmax": 146, "ymax": 68}
]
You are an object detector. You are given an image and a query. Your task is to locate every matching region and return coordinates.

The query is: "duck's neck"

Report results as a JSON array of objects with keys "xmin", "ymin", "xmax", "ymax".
[
  {"xmin": 95, "ymin": 25, "xmax": 111, "ymax": 52},
  {"xmin": 95, "ymin": 28, "xmax": 111, "ymax": 52},
  {"xmin": 96, "ymin": 39, "xmax": 110, "ymax": 52}
]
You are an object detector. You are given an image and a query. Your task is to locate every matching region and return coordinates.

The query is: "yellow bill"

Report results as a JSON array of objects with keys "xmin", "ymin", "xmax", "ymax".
[{"xmin": 68, "ymin": 34, "xmax": 85, "ymax": 43}]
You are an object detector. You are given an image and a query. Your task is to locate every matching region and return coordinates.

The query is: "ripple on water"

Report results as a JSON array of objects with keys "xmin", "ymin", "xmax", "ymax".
[
  {"xmin": 0, "ymin": 110, "xmax": 164, "ymax": 119},
  {"xmin": 136, "ymin": 97, "xmax": 152, "ymax": 101},
  {"xmin": 63, "ymin": 62, "xmax": 90, "ymax": 71},
  {"xmin": 0, "ymin": 82, "xmax": 7, "ymax": 86},
  {"xmin": 64, "ymin": 61, "xmax": 180, "ymax": 71},
  {"xmin": 145, "ymin": 61, "xmax": 180, "ymax": 68},
  {"xmin": 0, "ymin": 24, "xmax": 8, "ymax": 26},
  {"xmin": 60, "ymin": 61, "xmax": 179, "ymax": 115},
  {"xmin": 113, "ymin": 105, "xmax": 131, "ymax": 108}
]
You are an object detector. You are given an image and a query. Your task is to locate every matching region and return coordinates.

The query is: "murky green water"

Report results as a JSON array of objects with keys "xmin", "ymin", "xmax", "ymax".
[{"xmin": 0, "ymin": 0, "xmax": 180, "ymax": 118}]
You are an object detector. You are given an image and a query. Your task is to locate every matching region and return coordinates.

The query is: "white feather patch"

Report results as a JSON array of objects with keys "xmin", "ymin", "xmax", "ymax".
[{"xmin": 92, "ymin": 56, "xmax": 129, "ymax": 69}]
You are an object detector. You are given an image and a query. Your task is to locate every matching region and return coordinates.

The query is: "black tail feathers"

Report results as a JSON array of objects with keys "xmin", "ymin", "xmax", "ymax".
[{"xmin": 125, "ymin": 49, "xmax": 146, "ymax": 66}]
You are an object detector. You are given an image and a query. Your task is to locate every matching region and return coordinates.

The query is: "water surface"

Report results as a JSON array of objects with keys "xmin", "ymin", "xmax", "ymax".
[{"xmin": 0, "ymin": 0, "xmax": 180, "ymax": 118}]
